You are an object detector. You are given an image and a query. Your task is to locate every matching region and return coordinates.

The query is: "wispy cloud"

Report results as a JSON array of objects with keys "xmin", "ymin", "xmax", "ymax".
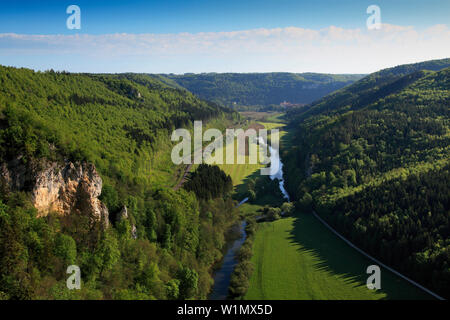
[{"xmin": 0, "ymin": 24, "xmax": 449, "ymax": 73}]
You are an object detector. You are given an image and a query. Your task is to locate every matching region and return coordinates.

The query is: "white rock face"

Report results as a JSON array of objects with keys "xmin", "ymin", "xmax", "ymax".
[{"xmin": 1, "ymin": 158, "xmax": 109, "ymax": 225}]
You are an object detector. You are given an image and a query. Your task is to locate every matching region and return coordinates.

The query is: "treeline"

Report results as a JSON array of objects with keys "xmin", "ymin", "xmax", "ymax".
[
  {"xmin": 184, "ymin": 164, "xmax": 233, "ymax": 200},
  {"xmin": 228, "ymin": 219, "xmax": 257, "ymax": 299},
  {"xmin": 243, "ymin": 175, "xmax": 284, "ymax": 206},
  {"xmin": 164, "ymin": 72, "xmax": 364, "ymax": 108},
  {"xmin": 283, "ymin": 60, "xmax": 450, "ymax": 298}
]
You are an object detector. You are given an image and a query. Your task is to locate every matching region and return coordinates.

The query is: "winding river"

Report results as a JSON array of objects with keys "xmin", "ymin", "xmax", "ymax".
[
  {"xmin": 208, "ymin": 221, "xmax": 247, "ymax": 300},
  {"xmin": 265, "ymin": 137, "xmax": 290, "ymax": 201},
  {"xmin": 208, "ymin": 135, "xmax": 289, "ymax": 299}
]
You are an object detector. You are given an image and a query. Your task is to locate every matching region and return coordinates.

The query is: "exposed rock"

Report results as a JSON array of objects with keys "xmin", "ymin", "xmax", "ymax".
[
  {"xmin": 131, "ymin": 225, "xmax": 137, "ymax": 240},
  {"xmin": 0, "ymin": 158, "xmax": 109, "ymax": 226},
  {"xmin": 117, "ymin": 205, "xmax": 128, "ymax": 220},
  {"xmin": 117, "ymin": 205, "xmax": 137, "ymax": 239}
]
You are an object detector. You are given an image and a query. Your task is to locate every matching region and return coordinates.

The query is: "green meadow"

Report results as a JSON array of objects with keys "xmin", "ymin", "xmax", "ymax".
[
  {"xmin": 245, "ymin": 215, "xmax": 433, "ymax": 300},
  {"xmin": 237, "ymin": 119, "xmax": 433, "ymax": 300},
  {"xmin": 209, "ymin": 119, "xmax": 431, "ymax": 300}
]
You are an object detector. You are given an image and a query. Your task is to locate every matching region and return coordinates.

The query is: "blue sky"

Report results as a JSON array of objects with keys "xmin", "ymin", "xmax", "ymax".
[
  {"xmin": 0, "ymin": 0, "xmax": 449, "ymax": 73},
  {"xmin": 1, "ymin": 0, "xmax": 449, "ymax": 34}
]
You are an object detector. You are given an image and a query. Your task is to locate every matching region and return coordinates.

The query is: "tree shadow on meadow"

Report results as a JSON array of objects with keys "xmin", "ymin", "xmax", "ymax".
[{"xmin": 286, "ymin": 212, "xmax": 433, "ymax": 300}]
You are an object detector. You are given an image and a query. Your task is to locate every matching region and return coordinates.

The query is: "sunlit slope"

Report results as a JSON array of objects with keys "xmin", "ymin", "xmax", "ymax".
[{"xmin": 0, "ymin": 66, "xmax": 236, "ymax": 190}]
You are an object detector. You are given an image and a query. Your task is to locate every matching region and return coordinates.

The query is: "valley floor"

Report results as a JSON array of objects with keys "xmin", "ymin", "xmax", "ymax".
[
  {"xmin": 230, "ymin": 113, "xmax": 433, "ymax": 300},
  {"xmin": 244, "ymin": 214, "xmax": 432, "ymax": 300},
  {"xmin": 210, "ymin": 113, "xmax": 433, "ymax": 300}
]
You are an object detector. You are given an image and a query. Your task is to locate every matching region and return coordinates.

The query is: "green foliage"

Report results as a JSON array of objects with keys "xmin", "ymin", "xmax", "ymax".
[
  {"xmin": 281, "ymin": 202, "xmax": 294, "ymax": 216},
  {"xmin": 96, "ymin": 230, "xmax": 120, "ymax": 275},
  {"xmin": 228, "ymin": 219, "xmax": 257, "ymax": 299},
  {"xmin": 321, "ymin": 166, "xmax": 450, "ymax": 297},
  {"xmin": 165, "ymin": 279, "xmax": 180, "ymax": 300},
  {"xmin": 53, "ymin": 234, "xmax": 77, "ymax": 265},
  {"xmin": 288, "ymin": 58, "xmax": 450, "ymax": 121},
  {"xmin": 165, "ymin": 73, "xmax": 364, "ymax": 108},
  {"xmin": 298, "ymin": 192, "xmax": 313, "ymax": 211},
  {"xmin": 163, "ymin": 225, "xmax": 172, "ymax": 250},
  {"xmin": 0, "ymin": 196, "xmax": 39, "ymax": 299},
  {"xmin": 99, "ymin": 185, "xmax": 120, "ymax": 214},
  {"xmin": 284, "ymin": 60, "xmax": 450, "ymax": 298},
  {"xmin": 0, "ymin": 66, "xmax": 241, "ymax": 300},
  {"xmin": 263, "ymin": 207, "xmax": 282, "ymax": 221},
  {"xmin": 177, "ymin": 267, "xmax": 198, "ymax": 299},
  {"xmin": 0, "ymin": 66, "xmax": 237, "ymax": 191},
  {"xmin": 184, "ymin": 164, "xmax": 233, "ymax": 200}
]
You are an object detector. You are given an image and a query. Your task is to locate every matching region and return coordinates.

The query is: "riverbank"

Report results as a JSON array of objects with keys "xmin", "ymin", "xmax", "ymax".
[{"xmin": 208, "ymin": 220, "xmax": 248, "ymax": 300}]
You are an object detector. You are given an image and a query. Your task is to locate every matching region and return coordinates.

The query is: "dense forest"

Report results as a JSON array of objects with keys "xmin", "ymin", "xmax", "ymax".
[
  {"xmin": 0, "ymin": 66, "xmax": 242, "ymax": 299},
  {"xmin": 283, "ymin": 58, "xmax": 450, "ymax": 298},
  {"xmin": 184, "ymin": 164, "xmax": 233, "ymax": 201},
  {"xmin": 163, "ymin": 72, "xmax": 364, "ymax": 109}
]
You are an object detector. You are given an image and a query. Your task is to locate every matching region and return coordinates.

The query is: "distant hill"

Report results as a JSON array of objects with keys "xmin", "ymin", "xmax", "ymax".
[
  {"xmin": 289, "ymin": 58, "xmax": 450, "ymax": 120},
  {"xmin": 283, "ymin": 58, "xmax": 450, "ymax": 298},
  {"xmin": 162, "ymin": 72, "xmax": 365, "ymax": 109}
]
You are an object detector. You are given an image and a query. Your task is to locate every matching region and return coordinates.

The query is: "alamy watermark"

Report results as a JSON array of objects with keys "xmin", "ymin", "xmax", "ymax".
[
  {"xmin": 66, "ymin": 265, "xmax": 81, "ymax": 290},
  {"xmin": 366, "ymin": 265, "xmax": 381, "ymax": 290},
  {"xmin": 66, "ymin": 5, "xmax": 81, "ymax": 30},
  {"xmin": 367, "ymin": 5, "xmax": 382, "ymax": 30},
  {"xmin": 171, "ymin": 121, "xmax": 280, "ymax": 176}
]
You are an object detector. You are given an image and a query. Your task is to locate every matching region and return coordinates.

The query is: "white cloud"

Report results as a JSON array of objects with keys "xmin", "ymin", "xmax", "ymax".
[{"xmin": 0, "ymin": 24, "xmax": 449, "ymax": 73}]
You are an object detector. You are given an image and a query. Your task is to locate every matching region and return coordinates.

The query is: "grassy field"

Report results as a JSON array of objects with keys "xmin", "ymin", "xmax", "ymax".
[
  {"xmin": 212, "ymin": 115, "xmax": 433, "ymax": 300},
  {"xmin": 218, "ymin": 160, "xmax": 263, "ymax": 188},
  {"xmin": 264, "ymin": 113, "xmax": 285, "ymax": 123},
  {"xmin": 245, "ymin": 214, "xmax": 433, "ymax": 300},
  {"xmin": 215, "ymin": 121, "xmax": 285, "ymax": 196},
  {"xmin": 240, "ymin": 112, "xmax": 286, "ymax": 123},
  {"xmin": 258, "ymin": 121, "xmax": 285, "ymax": 130}
]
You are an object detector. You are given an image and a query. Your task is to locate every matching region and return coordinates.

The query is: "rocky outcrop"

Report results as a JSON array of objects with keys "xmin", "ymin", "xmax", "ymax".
[
  {"xmin": 117, "ymin": 205, "xmax": 137, "ymax": 239},
  {"xmin": 117, "ymin": 205, "xmax": 129, "ymax": 220},
  {"xmin": 0, "ymin": 157, "xmax": 109, "ymax": 225}
]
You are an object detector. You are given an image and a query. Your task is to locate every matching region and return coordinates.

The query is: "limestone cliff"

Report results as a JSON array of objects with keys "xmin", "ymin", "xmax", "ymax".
[{"xmin": 0, "ymin": 157, "xmax": 109, "ymax": 225}]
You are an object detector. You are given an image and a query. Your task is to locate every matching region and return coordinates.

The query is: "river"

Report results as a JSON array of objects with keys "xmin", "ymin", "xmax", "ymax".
[
  {"xmin": 208, "ymin": 221, "xmax": 247, "ymax": 300},
  {"xmin": 208, "ymin": 135, "xmax": 289, "ymax": 299},
  {"xmin": 266, "ymin": 138, "xmax": 290, "ymax": 202}
]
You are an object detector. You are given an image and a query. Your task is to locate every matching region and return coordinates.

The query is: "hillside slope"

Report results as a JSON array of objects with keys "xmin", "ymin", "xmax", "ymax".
[
  {"xmin": 0, "ymin": 66, "xmax": 240, "ymax": 299},
  {"xmin": 283, "ymin": 60, "xmax": 450, "ymax": 298},
  {"xmin": 289, "ymin": 58, "xmax": 450, "ymax": 120}
]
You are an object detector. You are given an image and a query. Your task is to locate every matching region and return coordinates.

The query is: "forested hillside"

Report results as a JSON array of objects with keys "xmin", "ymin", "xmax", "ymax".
[
  {"xmin": 289, "ymin": 58, "xmax": 450, "ymax": 120},
  {"xmin": 164, "ymin": 72, "xmax": 364, "ymax": 109},
  {"xmin": 283, "ymin": 59, "xmax": 450, "ymax": 298},
  {"xmin": 0, "ymin": 66, "xmax": 240, "ymax": 299}
]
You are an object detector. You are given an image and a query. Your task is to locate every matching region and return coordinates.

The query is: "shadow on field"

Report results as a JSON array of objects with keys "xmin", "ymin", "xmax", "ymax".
[
  {"xmin": 232, "ymin": 170, "xmax": 259, "ymax": 201},
  {"xmin": 287, "ymin": 212, "xmax": 432, "ymax": 300}
]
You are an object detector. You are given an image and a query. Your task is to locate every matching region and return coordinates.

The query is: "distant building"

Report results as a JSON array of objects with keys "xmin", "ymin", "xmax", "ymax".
[
  {"xmin": 280, "ymin": 101, "xmax": 306, "ymax": 108},
  {"xmin": 280, "ymin": 101, "xmax": 293, "ymax": 107}
]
